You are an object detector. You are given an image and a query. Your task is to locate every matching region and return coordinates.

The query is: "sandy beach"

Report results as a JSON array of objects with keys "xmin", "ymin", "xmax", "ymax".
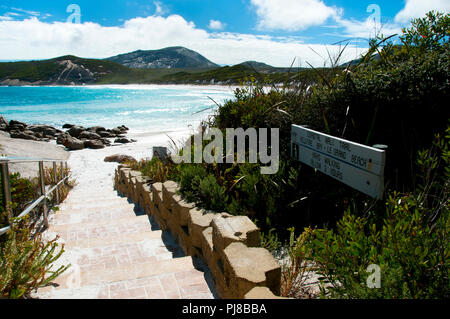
[
  {"xmin": 0, "ymin": 127, "xmax": 192, "ymax": 180},
  {"xmin": 66, "ymin": 128, "xmax": 192, "ymax": 188}
]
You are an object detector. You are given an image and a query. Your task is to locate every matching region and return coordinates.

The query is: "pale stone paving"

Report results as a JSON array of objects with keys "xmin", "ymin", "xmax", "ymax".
[{"xmin": 34, "ymin": 147, "xmax": 214, "ymax": 299}]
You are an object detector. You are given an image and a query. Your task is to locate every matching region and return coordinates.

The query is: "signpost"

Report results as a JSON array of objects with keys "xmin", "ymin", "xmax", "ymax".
[{"xmin": 291, "ymin": 124, "xmax": 386, "ymax": 199}]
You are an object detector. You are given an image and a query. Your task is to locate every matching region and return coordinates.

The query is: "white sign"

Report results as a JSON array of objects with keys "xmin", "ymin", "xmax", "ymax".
[{"xmin": 291, "ymin": 125, "xmax": 386, "ymax": 199}]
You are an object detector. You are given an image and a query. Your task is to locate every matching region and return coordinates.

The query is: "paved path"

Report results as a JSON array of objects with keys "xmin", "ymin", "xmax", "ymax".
[{"xmin": 35, "ymin": 146, "xmax": 214, "ymax": 299}]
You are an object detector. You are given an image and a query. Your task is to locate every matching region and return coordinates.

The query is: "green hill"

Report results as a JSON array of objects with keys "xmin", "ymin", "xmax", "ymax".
[{"xmin": 0, "ymin": 55, "xmax": 310, "ymax": 86}]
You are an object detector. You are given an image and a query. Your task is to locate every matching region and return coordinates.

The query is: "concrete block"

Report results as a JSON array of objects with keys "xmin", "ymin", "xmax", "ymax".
[
  {"xmin": 212, "ymin": 215, "xmax": 260, "ymax": 255},
  {"xmin": 188, "ymin": 208, "xmax": 215, "ymax": 247},
  {"xmin": 223, "ymin": 242, "xmax": 281, "ymax": 298},
  {"xmin": 244, "ymin": 287, "xmax": 283, "ymax": 299}
]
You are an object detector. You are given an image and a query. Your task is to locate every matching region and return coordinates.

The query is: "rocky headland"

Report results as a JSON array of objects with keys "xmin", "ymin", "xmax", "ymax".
[{"xmin": 0, "ymin": 115, "xmax": 136, "ymax": 151}]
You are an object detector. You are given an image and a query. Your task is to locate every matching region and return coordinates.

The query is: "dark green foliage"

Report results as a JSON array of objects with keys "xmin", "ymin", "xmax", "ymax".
[
  {"xmin": 302, "ymin": 11, "xmax": 450, "ymax": 191},
  {"xmin": 177, "ymin": 164, "xmax": 208, "ymax": 200},
  {"xmin": 302, "ymin": 129, "xmax": 449, "ymax": 299},
  {"xmin": 176, "ymin": 164, "xmax": 228, "ymax": 211},
  {"xmin": 197, "ymin": 175, "xmax": 229, "ymax": 211},
  {"xmin": 129, "ymin": 12, "xmax": 448, "ymax": 299},
  {"xmin": 0, "ymin": 173, "xmax": 37, "ymax": 228},
  {"xmin": 400, "ymin": 11, "xmax": 449, "ymax": 53}
]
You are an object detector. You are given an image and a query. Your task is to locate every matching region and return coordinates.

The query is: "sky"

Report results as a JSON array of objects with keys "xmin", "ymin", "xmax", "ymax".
[{"xmin": 0, "ymin": 0, "xmax": 448, "ymax": 67}]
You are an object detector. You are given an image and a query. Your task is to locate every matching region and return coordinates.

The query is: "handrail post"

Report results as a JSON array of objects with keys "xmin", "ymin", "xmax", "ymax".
[
  {"xmin": 53, "ymin": 162, "xmax": 60, "ymax": 204},
  {"xmin": 39, "ymin": 161, "xmax": 49, "ymax": 228},
  {"xmin": 1, "ymin": 161, "xmax": 13, "ymax": 221},
  {"xmin": 64, "ymin": 162, "xmax": 68, "ymax": 186},
  {"xmin": 60, "ymin": 161, "xmax": 64, "ymax": 196}
]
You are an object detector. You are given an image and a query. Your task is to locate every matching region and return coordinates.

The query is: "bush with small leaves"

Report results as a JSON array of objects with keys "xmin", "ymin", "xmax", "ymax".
[{"xmin": 0, "ymin": 218, "xmax": 70, "ymax": 299}]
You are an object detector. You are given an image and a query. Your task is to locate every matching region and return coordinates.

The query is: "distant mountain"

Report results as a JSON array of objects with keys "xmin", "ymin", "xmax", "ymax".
[
  {"xmin": 341, "ymin": 53, "xmax": 381, "ymax": 67},
  {"xmin": 238, "ymin": 61, "xmax": 275, "ymax": 72},
  {"xmin": 0, "ymin": 53, "xmax": 307, "ymax": 86},
  {"xmin": 105, "ymin": 46, "xmax": 219, "ymax": 69},
  {"xmin": 0, "ymin": 55, "xmax": 133, "ymax": 85}
]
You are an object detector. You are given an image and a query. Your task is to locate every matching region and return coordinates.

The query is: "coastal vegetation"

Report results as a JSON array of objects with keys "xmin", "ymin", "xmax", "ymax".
[
  {"xmin": 0, "ymin": 165, "xmax": 74, "ymax": 298},
  {"xmin": 130, "ymin": 11, "xmax": 449, "ymax": 299}
]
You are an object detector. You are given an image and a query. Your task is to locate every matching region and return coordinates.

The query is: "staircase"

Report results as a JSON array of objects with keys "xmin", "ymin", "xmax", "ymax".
[{"xmin": 34, "ymin": 152, "xmax": 215, "ymax": 299}]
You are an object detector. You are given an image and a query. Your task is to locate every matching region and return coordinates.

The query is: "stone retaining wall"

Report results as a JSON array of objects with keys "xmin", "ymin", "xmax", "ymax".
[{"xmin": 115, "ymin": 165, "xmax": 282, "ymax": 299}]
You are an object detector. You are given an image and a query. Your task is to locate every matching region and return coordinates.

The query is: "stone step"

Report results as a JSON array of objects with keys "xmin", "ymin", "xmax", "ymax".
[
  {"xmin": 64, "ymin": 230, "xmax": 163, "ymax": 249},
  {"xmin": 36, "ymin": 267, "xmax": 213, "ymax": 299},
  {"xmin": 50, "ymin": 216, "xmax": 153, "ymax": 242},
  {"xmin": 64, "ymin": 192, "xmax": 125, "ymax": 201},
  {"xmin": 53, "ymin": 256, "xmax": 198, "ymax": 289},
  {"xmin": 50, "ymin": 215, "xmax": 150, "ymax": 233},
  {"xmin": 66, "ymin": 238, "xmax": 174, "ymax": 272},
  {"xmin": 60, "ymin": 197, "xmax": 134, "ymax": 210},
  {"xmin": 49, "ymin": 208, "xmax": 140, "ymax": 226},
  {"xmin": 55, "ymin": 201, "xmax": 137, "ymax": 215}
]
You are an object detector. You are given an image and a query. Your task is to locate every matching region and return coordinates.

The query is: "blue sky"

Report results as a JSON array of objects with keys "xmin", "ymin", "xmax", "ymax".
[{"xmin": 0, "ymin": 0, "xmax": 448, "ymax": 66}]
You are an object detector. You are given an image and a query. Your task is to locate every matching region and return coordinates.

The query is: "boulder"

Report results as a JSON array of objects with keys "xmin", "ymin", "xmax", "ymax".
[
  {"xmin": 114, "ymin": 137, "xmax": 131, "ymax": 144},
  {"xmin": 63, "ymin": 135, "xmax": 85, "ymax": 150},
  {"xmin": 88, "ymin": 126, "xmax": 106, "ymax": 133},
  {"xmin": 101, "ymin": 138, "xmax": 112, "ymax": 146},
  {"xmin": 63, "ymin": 123, "xmax": 75, "ymax": 129},
  {"xmin": 10, "ymin": 130, "xmax": 38, "ymax": 141},
  {"xmin": 9, "ymin": 124, "xmax": 26, "ymax": 132},
  {"xmin": 104, "ymin": 154, "xmax": 137, "ymax": 163},
  {"xmin": 9, "ymin": 120, "xmax": 27, "ymax": 127},
  {"xmin": 98, "ymin": 131, "xmax": 114, "ymax": 138},
  {"xmin": 33, "ymin": 132, "xmax": 44, "ymax": 139},
  {"xmin": 56, "ymin": 133, "xmax": 70, "ymax": 145},
  {"xmin": 84, "ymin": 139, "xmax": 105, "ymax": 149},
  {"xmin": 111, "ymin": 128, "xmax": 123, "ymax": 135},
  {"xmin": 0, "ymin": 115, "xmax": 8, "ymax": 131},
  {"xmin": 67, "ymin": 125, "xmax": 86, "ymax": 138},
  {"xmin": 79, "ymin": 131, "xmax": 101, "ymax": 140},
  {"xmin": 27, "ymin": 125, "xmax": 57, "ymax": 137}
]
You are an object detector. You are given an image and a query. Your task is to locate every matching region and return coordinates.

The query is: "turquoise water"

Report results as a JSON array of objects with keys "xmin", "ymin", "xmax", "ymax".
[{"xmin": 0, "ymin": 85, "xmax": 235, "ymax": 133}]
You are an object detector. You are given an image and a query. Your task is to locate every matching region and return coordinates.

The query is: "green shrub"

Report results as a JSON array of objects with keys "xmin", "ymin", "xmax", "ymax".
[
  {"xmin": 302, "ymin": 129, "xmax": 449, "ymax": 299},
  {"xmin": 0, "ymin": 218, "xmax": 70, "ymax": 298},
  {"xmin": 302, "ymin": 11, "xmax": 449, "ymax": 191},
  {"xmin": 177, "ymin": 164, "xmax": 208, "ymax": 202},
  {"xmin": 176, "ymin": 164, "xmax": 228, "ymax": 211},
  {"xmin": 197, "ymin": 174, "xmax": 229, "ymax": 211},
  {"xmin": 44, "ymin": 164, "xmax": 75, "ymax": 205},
  {"xmin": 0, "ymin": 173, "xmax": 37, "ymax": 228},
  {"xmin": 128, "ymin": 157, "xmax": 176, "ymax": 183}
]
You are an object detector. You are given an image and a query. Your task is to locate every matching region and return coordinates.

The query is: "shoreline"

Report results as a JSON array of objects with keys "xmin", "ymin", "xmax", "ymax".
[
  {"xmin": 0, "ymin": 83, "xmax": 243, "ymax": 91},
  {"xmin": 0, "ymin": 126, "xmax": 193, "ymax": 179}
]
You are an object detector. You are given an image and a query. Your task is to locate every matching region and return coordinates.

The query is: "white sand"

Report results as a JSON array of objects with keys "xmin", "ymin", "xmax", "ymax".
[
  {"xmin": 0, "ymin": 131, "xmax": 70, "ymax": 179},
  {"xmin": 66, "ymin": 128, "xmax": 191, "ymax": 189},
  {"xmin": 0, "ymin": 127, "xmax": 191, "ymax": 180}
]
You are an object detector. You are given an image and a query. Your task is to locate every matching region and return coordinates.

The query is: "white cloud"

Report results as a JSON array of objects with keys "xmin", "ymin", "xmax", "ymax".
[
  {"xmin": 209, "ymin": 19, "xmax": 226, "ymax": 30},
  {"xmin": 11, "ymin": 7, "xmax": 40, "ymax": 17},
  {"xmin": 0, "ymin": 15, "xmax": 13, "ymax": 21},
  {"xmin": 395, "ymin": 0, "xmax": 450, "ymax": 24},
  {"xmin": 250, "ymin": 0, "xmax": 340, "ymax": 31},
  {"xmin": 334, "ymin": 16, "xmax": 402, "ymax": 39},
  {"xmin": 0, "ymin": 15, "xmax": 367, "ymax": 67},
  {"xmin": 0, "ymin": 11, "xmax": 22, "ymax": 21},
  {"xmin": 153, "ymin": 1, "xmax": 167, "ymax": 16}
]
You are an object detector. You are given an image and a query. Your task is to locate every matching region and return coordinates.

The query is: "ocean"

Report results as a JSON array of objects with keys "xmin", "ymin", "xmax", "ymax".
[{"xmin": 0, "ymin": 85, "xmax": 236, "ymax": 134}]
